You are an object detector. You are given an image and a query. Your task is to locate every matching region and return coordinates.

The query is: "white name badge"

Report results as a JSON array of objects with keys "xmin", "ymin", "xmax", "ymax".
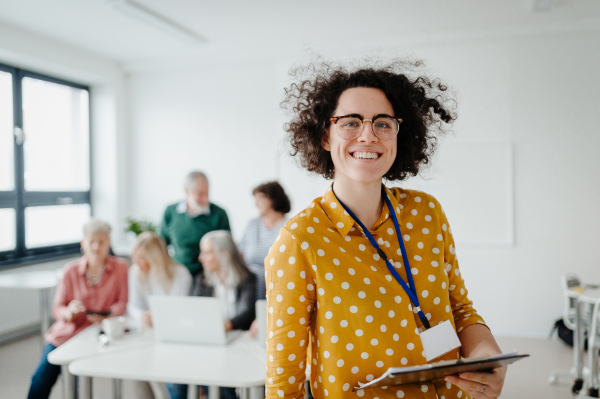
[{"xmin": 419, "ymin": 320, "xmax": 461, "ymax": 362}]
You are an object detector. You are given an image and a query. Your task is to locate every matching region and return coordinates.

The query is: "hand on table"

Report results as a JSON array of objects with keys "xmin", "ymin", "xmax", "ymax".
[
  {"xmin": 445, "ymin": 365, "xmax": 506, "ymax": 399},
  {"xmin": 224, "ymin": 319, "xmax": 233, "ymax": 332},
  {"xmin": 142, "ymin": 311, "xmax": 153, "ymax": 327},
  {"xmin": 86, "ymin": 313, "xmax": 110, "ymax": 324},
  {"xmin": 65, "ymin": 300, "xmax": 86, "ymax": 321}
]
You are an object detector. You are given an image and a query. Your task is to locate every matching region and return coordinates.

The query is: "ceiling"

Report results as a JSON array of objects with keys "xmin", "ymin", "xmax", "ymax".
[{"xmin": 0, "ymin": 0, "xmax": 599, "ymax": 70}]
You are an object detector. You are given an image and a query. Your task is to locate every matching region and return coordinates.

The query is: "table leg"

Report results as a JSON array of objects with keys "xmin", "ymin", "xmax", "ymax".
[
  {"xmin": 240, "ymin": 387, "xmax": 252, "ymax": 399},
  {"xmin": 40, "ymin": 288, "xmax": 51, "ymax": 337},
  {"xmin": 573, "ymin": 299, "xmax": 585, "ymax": 394},
  {"xmin": 61, "ymin": 366, "xmax": 75, "ymax": 399},
  {"xmin": 588, "ymin": 302, "xmax": 600, "ymax": 398},
  {"xmin": 112, "ymin": 379, "xmax": 122, "ymax": 399},
  {"xmin": 187, "ymin": 384, "xmax": 198, "ymax": 399},
  {"xmin": 249, "ymin": 386, "xmax": 263, "ymax": 399},
  {"xmin": 208, "ymin": 385, "xmax": 219, "ymax": 399},
  {"xmin": 80, "ymin": 376, "xmax": 93, "ymax": 399},
  {"xmin": 591, "ymin": 363, "xmax": 600, "ymax": 398}
]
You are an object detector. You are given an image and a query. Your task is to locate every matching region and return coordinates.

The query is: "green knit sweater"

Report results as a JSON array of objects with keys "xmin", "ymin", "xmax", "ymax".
[{"xmin": 159, "ymin": 202, "xmax": 230, "ymax": 277}]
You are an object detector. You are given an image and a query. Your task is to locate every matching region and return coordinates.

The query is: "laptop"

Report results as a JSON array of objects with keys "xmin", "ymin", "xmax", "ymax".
[
  {"xmin": 255, "ymin": 299, "xmax": 267, "ymax": 347},
  {"xmin": 149, "ymin": 296, "xmax": 241, "ymax": 345}
]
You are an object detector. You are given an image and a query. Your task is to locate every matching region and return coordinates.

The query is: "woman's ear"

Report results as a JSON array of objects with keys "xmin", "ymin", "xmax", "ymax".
[{"xmin": 321, "ymin": 132, "xmax": 331, "ymax": 151}]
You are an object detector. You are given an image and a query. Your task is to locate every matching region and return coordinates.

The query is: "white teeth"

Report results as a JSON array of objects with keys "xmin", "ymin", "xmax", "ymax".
[{"xmin": 353, "ymin": 152, "xmax": 379, "ymax": 159}]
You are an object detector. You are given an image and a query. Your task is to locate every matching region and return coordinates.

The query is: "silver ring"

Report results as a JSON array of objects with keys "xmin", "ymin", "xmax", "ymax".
[{"xmin": 480, "ymin": 384, "xmax": 486, "ymax": 393}]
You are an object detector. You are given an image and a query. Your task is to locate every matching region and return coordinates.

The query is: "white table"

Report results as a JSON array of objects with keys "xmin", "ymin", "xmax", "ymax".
[
  {"xmin": 69, "ymin": 332, "xmax": 267, "ymax": 399},
  {"xmin": 48, "ymin": 324, "xmax": 155, "ymax": 399},
  {"xmin": 0, "ymin": 268, "xmax": 62, "ymax": 337}
]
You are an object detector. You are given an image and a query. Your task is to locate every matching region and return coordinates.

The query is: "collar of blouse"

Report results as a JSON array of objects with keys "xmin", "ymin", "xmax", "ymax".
[{"xmin": 319, "ymin": 184, "xmax": 404, "ymax": 238}]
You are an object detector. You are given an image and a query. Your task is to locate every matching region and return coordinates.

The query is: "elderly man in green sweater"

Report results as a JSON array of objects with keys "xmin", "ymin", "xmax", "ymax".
[{"xmin": 160, "ymin": 171, "xmax": 230, "ymax": 278}]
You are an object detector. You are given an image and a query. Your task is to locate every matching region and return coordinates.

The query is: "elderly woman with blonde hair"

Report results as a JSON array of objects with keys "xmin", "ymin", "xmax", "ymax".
[{"xmin": 127, "ymin": 231, "xmax": 192, "ymax": 399}]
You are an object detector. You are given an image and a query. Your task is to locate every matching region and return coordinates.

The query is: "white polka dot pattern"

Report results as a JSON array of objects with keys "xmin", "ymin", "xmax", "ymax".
[{"xmin": 265, "ymin": 186, "xmax": 484, "ymax": 399}]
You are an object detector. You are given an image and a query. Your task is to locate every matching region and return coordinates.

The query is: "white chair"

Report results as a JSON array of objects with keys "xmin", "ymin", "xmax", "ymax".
[
  {"xmin": 564, "ymin": 273, "xmax": 583, "ymax": 328},
  {"xmin": 585, "ymin": 297, "xmax": 600, "ymax": 398},
  {"xmin": 548, "ymin": 273, "xmax": 585, "ymax": 385}
]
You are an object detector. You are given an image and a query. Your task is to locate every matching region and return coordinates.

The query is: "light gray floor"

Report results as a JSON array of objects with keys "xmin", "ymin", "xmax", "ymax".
[
  {"xmin": 0, "ymin": 335, "xmax": 132, "ymax": 399},
  {"xmin": 496, "ymin": 335, "xmax": 575, "ymax": 398},
  {"xmin": 0, "ymin": 334, "xmax": 578, "ymax": 398}
]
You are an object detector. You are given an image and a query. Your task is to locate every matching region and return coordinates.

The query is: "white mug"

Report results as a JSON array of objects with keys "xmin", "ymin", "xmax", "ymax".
[{"xmin": 101, "ymin": 316, "xmax": 127, "ymax": 340}]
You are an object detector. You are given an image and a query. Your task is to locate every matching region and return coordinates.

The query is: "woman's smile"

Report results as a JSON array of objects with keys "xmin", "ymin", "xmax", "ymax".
[{"xmin": 350, "ymin": 150, "xmax": 383, "ymax": 160}]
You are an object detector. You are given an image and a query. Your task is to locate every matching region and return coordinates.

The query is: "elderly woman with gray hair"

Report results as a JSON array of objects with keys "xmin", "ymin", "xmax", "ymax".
[
  {"xmin": 166, "ymin": 230, "xmax": 256, "ymax": 399},
  {"xmin": 194, "ymin": 230, "xmax": 256, "ymax": 331}
]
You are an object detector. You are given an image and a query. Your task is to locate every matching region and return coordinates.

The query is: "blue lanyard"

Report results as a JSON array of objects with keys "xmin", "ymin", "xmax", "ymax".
[{"xmin": 332, "ymin": 185, "xmax": 431, "ymax": 330}]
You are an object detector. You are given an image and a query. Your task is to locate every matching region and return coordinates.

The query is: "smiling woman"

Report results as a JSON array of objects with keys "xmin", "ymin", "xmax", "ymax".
[
  {"xmin": 265, "ymin": 61, "xmax": 506, "ymax": 399},
  {"xmin": 283, "ymin": 60, "xmax": 455, "ymax": 182}
]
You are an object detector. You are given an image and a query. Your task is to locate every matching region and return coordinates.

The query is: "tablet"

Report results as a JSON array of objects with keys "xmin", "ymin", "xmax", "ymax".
[{"xmin": 355, "ymin": 352, "xmax": 529, "ymax": 391}]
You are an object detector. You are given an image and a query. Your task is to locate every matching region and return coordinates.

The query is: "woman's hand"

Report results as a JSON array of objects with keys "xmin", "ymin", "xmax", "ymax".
[
  {"xmin": 142, "ymin": 311, "xmax": 153, "ymax": 327},
  {"xmin": 65, "ymin": 299, "xmax": 86, "ymax": 321},
  {"xmin": 86, "ymin": 313, "xmax": 110, "ymax": 324},
  {"xmin": 452, "ymin": 324, "xmax": 506, "ymax": 398},
  {"xmin": 445, "ymin": 365, "xmax": 506, "ymax": 398},
  {"xmin": 224, "ymin": 319, "xmax": 233, "ymax": 332}
]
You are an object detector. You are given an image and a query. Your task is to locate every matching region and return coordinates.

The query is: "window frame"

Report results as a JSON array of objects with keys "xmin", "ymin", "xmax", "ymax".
[{"xmin": 0, "ymin": 62, "xmax": 92, "ymax": 269}]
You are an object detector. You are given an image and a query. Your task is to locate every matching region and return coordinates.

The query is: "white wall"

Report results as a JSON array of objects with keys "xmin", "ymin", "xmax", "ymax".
[
  {"xmin": 127, "ymin": 60, "xmax": 282, "ymax": 239},
  {"xmin": 412, "ymin": 31, "xmax": 600, "ymax": 336},
  {"xmin": 0, "ymin": 21, "xmax": 128, "ymax": 335},
  {"xmin": 126, "ymin": 29, "xmax": 600, "ymax": 337}
]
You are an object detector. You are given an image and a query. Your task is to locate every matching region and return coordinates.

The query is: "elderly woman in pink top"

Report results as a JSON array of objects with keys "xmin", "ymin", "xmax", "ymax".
[{"xmin": 27, "ymin": 218, "xmax": 128, "ymax": 399}]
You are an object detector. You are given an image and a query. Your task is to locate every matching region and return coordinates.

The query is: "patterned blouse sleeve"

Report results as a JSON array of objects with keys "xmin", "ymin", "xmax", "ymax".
[
  {"xmin": 265, "ymin": 225, "xmax": 316, "ymax": 399},
  {"xmin": 435, "ymin": 197, "xmax": 486, "ymax": 334}
]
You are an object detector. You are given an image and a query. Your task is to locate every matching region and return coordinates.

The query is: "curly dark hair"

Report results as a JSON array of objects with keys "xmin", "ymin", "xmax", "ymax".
[
  {"xmin": 281, "ymin": 59, "xmax": 457, "ymax": 181},
  {"xmin": 252, "ymin": 181, "xmax": 291, "ymax": 214}
]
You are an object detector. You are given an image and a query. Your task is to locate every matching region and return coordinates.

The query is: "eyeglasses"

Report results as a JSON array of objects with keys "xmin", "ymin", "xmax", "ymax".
[{"xmin": 330, "ymin": 115, "xmax": 403, "ymax": 141}]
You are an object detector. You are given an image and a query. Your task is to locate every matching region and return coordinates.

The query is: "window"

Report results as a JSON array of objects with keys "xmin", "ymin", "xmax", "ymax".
[{"xmin": 0, "ymin": 63, "xmax": 91, "ymax": 268}]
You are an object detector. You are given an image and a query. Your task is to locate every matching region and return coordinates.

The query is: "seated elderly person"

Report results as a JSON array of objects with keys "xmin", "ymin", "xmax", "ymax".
[
  {"xmin": 27, "ymin": 218, "xmax": 129, "ymax": 399},
  {"xmin": 166, "ymin": 230, "xmax": 256, "ymax": 399}
]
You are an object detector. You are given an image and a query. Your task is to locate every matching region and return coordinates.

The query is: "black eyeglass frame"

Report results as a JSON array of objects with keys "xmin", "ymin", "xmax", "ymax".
[{"xmin": 330, "ymin": 115, "xmax": 403, "ymax": 141}]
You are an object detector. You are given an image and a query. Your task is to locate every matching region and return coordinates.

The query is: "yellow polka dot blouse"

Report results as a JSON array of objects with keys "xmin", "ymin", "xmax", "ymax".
[{"xmin": 265, "ymin": 185, "xmax": 486, "ymax": 399}]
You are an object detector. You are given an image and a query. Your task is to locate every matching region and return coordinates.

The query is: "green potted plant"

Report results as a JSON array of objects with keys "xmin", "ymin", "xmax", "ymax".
[{"xmin": 124, "ymin": 217, "xmax": 157, "ymax": 236}]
